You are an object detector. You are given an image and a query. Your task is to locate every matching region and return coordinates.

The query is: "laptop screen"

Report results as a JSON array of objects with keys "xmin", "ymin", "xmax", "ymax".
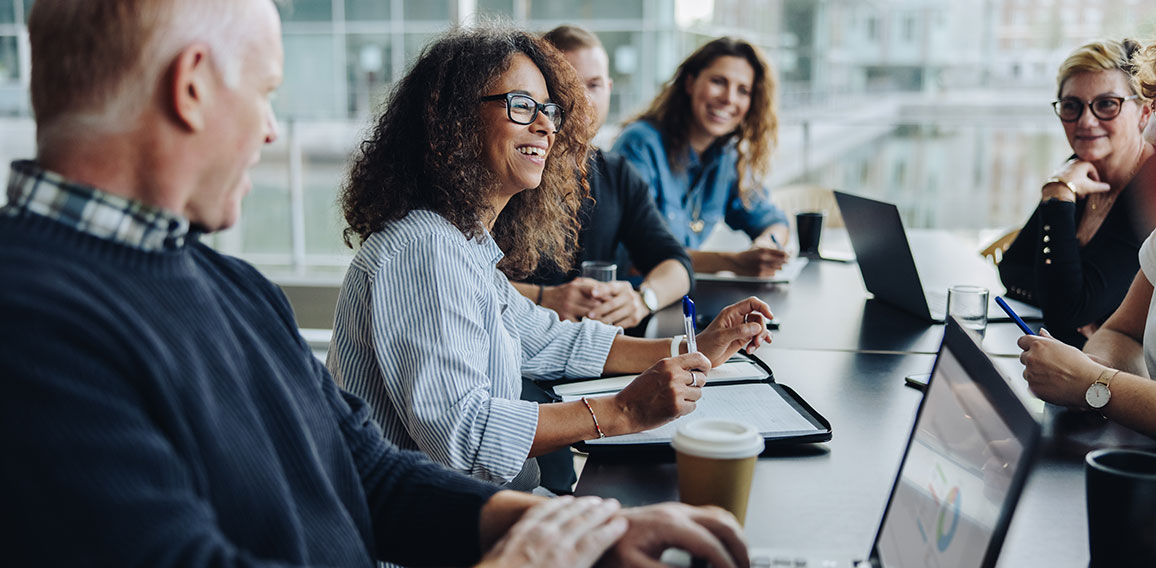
[{"xmin": 873, "ymin": 340, "xmax": 1029, "ymax": 567}]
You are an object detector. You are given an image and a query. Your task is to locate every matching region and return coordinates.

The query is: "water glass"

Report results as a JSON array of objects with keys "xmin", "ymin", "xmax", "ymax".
[
  {"xmin": 580, "ymin": 261, "xmax": 617, "ymax": 282},
  {"xmin": 946, "ymin": 285, "xmax": 989, "ymax": 339}
]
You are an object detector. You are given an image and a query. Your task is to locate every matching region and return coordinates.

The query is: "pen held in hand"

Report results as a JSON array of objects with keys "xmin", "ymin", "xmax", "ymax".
[
  {"xmin": 681, "ymin": 295, "xmax": 697, "ymax": 353},
  {"xmin": 995, "ymin": 296, "xmax": 1035, "ymax": 336}
]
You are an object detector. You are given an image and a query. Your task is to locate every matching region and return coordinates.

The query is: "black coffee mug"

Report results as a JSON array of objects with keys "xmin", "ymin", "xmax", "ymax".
[
  {"xmin": 1086, "ymin": 449, "xmax": 1156, "ymax": 567},
  {"xmin": 795, "ymin": 211, "xmax": 825, "ymax": 256}
]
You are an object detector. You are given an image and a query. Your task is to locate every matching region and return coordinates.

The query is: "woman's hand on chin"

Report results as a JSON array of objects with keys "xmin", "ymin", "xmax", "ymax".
[{"xmin": 1043, "ymin": 159, "xmax": 1111, "ymax": 202}]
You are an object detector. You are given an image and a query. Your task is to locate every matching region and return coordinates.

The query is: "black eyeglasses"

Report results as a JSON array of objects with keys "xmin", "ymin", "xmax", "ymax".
[
  {"xmin": 1051, "ymin": 95, "xmax": 1140, "ymax": 122},
  {"xmin": 480, "ymin": 92, "xmax": 565, "ymax": 132}
]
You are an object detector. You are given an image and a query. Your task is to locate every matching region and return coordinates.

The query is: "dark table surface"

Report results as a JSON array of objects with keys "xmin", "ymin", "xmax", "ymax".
[{"xmin": 579, "ymin": 237, "xmax": 1155, "ymax": 566}]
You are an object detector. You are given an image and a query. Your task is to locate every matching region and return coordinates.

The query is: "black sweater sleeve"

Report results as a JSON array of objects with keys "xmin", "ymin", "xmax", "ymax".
[
  {"xmin": 603, "ymin": 151, "xmax": 695, "ymax": 292},
  {"xmin": 999, "ymin": 194, "xmax": 1144, "ymax": 346}
]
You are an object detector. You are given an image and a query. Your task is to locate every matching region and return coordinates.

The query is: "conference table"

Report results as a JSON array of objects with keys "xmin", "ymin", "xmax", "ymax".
[{"xmin": 573, "ymin": 231, "xmax": 1156, "ymax": 566}]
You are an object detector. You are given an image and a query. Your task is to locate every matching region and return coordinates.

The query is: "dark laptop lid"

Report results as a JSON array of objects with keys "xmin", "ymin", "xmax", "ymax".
[
  {"xmin": 867, "ymin": 317, "xmax": 1041, "ymax": 567},
  {"xmin": 833, "ymin": 191, "xmax": 934, "ymax": 321}
]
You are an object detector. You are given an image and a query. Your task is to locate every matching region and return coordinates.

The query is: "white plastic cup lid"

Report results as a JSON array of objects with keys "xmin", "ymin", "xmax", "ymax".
[{"xmin": 671, "ymin": 419, "xmax": 764, "ymax": 459}]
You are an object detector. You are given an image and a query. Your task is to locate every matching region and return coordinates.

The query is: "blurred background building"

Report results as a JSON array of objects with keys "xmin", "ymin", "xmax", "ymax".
[{"xmin": 2, "ymin": 0, "xmax": 1155, "ymax": 279}]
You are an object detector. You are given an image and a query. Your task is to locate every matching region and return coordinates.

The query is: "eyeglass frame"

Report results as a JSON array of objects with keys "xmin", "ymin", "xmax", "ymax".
[
  {"xmin": 1051, "ymin": 94, "xmax": 1141, "ymax": 123},
  {"xmin": 480, "ymin": 92, "xmax": 565, "ymax": 132}
]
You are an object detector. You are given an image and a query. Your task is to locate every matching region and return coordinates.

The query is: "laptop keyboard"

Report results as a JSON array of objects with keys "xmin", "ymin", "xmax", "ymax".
[
  {"xmin": 750, "ymin": 555, "xmax": 836, "ymax": 567},
  {"xmin": 748, "ymin": 551, "xmax": 867, "ymax": 568}
]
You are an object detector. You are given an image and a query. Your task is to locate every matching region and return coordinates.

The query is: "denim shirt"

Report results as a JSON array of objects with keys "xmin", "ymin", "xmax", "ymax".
[{"xmin": 612, "ymin": 120, "xmax": 788, "ymax": 249}]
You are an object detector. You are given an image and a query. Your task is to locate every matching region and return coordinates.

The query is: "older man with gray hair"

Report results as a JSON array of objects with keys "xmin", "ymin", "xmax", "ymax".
[{"xmin": 0, "ymin": 1, "xmax": 750, "ymax": 567}]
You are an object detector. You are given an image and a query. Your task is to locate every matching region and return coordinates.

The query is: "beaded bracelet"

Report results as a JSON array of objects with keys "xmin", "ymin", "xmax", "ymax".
[{"xmin": 580, "ymin": 396, "xmax": 606, "ymax": 439}]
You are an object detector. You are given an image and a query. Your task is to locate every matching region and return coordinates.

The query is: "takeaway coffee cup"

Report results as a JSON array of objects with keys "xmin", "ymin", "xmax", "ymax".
[
  {"xmin": 796, "ymin": 211, "xmax": 825, "ymax": 256},
  {"xmin": 1086, "ymin": 448, "xmax": 1156, "ymax": 567},
  {"xmin": 671, "ymin": 419, "xmax": 764, "ymax": 524}
]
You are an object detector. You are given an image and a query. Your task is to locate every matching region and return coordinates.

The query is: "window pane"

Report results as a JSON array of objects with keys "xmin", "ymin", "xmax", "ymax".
[
  {"xmin": 596, "ymin": 32, "xmax": 642, "ymax": 125},
  {"xmin": 279, "ymin": 34, "xmax": 341, "ymax": 118},
  {"xmin": 528, "ymin": 0, "xmax": 644, "ymax": 20},
  {"xmin": 404, "ymin": 33, "xmax": 436, "ymax": 62},
  {"xmin": 239, "ymin": 148, "xmax": 292, "ymax": 256},
  {"xmin": 0, "ymin": 0, "xmax": 14, "ymax": 24},
  {"xmin": 345, "ymin": 0, "xmax": 390, "ymax": 21},
  {"xmin": 346, "ymin": 34, "xmax": 391, "ymax": 117},
  {"xmin": 303, "ymin": 154, "xmax": 352, "ymax": 258},
  {"xmin": 0, "ymin": 36, "xmax": 18, "ymax": 84},
  {"xmin": 403, "ymin": 0, "xmax": 449, "ymax": 21},
  {"xmin": 278, "ymin": 0, "xmax": 333, "ymax": 22},
  {"xmin": 476, "ymin": 0, "xmax": 514, "ymax": 16}
]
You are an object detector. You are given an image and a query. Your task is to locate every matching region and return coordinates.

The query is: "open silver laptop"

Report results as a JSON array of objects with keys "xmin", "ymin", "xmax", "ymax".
[
  {"xmin": 736, "ymin": 318, "xmax": 1041, "ymax": 568},
  {"xmin": 834, "ymin": 191, "xmax": 1042, "ymax": 323}
]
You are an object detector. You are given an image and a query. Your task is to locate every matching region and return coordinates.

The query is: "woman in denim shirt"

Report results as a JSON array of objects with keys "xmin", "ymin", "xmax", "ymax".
[{"xmin": 613, "ymin": 37, "xmax": 789, "ymax": 277}]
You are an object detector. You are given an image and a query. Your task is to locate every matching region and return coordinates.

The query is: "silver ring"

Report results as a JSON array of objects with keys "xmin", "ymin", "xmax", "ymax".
[{"xmin": 689, "ymin": 371, "xmax": 700, "ymax": 387}]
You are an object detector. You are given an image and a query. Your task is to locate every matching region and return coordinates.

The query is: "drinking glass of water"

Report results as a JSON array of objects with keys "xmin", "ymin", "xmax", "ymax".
[
  {"xmin": 581, "ymin": 261, "xmax": 617, "ymax": 282},
  {"xmin": 946, "ymin": 285, "xmax": 989, "ymax": 339}
]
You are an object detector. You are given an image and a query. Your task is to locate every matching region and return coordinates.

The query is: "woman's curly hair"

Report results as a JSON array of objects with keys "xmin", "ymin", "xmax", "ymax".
[
  {"xmin": 1133, "ymin": 39, "xmax": 1156, "ymax": 103},
  {"xmin": 1057, "ymin": 38, "xmax": 1146, "ymax": 97},
  {"xmin": 633, "ymin": 36, "xmax": 777, "ymax": 207},
  {"xmin": 340, "ymin": 24, "xmax": 592, "ymax": 279}
]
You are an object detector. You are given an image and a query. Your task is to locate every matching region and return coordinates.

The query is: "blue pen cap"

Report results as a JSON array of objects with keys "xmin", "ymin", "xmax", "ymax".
[{"xmin": 681, "ymin": 295, "xmax": 695, "ymax": 317}]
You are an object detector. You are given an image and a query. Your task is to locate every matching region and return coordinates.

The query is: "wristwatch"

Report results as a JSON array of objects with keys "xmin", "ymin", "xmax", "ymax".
[
  {"xmin": 639, "ymin": 286, "xmax": 659, "ymax": 313},
  {"xmin": 1085, "ymin": 368, "xmax": 1120, "ymax": 410}
]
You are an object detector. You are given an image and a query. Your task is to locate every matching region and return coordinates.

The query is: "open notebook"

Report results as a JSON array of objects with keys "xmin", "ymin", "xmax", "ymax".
[{"xmin": 551, "ymin": 353, "xmax": 830, "ymax": 451}]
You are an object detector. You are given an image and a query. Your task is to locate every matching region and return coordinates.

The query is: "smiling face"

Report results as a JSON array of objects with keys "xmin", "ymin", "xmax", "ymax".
[
  {"xmin": 480, "ymin": 53, "xmax": 557, "ymax": 200},
  {"xmin": 187, "ymin": 0, "xmax": 283, "ymax": 232},
  {"xmin": 1060, "ymin": 69, "xmax": 1149, "ymax": 165},
  {"xmin": 684, "ymin": 55, "xmax": 754, "ymax": 152}
]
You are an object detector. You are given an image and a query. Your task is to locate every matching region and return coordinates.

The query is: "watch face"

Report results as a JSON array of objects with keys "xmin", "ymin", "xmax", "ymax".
[
  {"xmin": 1086, "ymin": 382, "xmax": 1111, "ymax": 409},
  {"xmin": 641, "ymin": 288, "xmax": 658, "ymax": 312}
]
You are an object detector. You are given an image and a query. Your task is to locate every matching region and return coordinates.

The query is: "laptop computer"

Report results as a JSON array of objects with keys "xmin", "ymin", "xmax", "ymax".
[
  {"xmin": 736, "ymin": 317, "xmax": 1041, "ymax": 568},
  {"xmin": 833, "ymin": 191, "xmax": 1042, "ymax": 323}
]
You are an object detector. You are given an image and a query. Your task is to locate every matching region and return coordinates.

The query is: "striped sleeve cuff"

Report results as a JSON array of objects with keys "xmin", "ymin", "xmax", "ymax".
[
  {"xmin": 562, "ymin": 320, "xmax": 620, "ymax": 378},
  {"xmin": 473, "ymin": 397, "xmax": 540, "ymax": 483}
]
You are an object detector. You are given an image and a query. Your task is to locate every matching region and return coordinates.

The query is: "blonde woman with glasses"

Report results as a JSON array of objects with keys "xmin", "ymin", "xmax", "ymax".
[
  {"xmin": 1000, "ymin": 39, "xmax": 1155, "ymax": 347},
  {"xmin": 1016, "ymin": 39, "xmax": 1156, "ymax": 439}
]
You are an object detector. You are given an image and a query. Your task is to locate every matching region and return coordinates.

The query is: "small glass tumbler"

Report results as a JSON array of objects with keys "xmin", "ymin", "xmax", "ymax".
[
  {"xmin": 946, "ymin": 285, "xmax": 989, "ymax": 339},
  {"xmin": 580, "ymin": 261, "xmax": 617, "ymax": 282}
]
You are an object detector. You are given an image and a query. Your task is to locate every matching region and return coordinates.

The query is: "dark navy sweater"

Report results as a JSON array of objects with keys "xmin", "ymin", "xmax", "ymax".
[{"xmin": 0, "ymin": 212, "xmax": 500, "ymax": 567}]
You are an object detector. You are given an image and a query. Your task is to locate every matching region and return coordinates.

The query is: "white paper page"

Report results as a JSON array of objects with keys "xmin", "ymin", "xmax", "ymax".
[
  {"xmin": 583, "ymin": 383, "xmax": 819, "ymax": 445},
  {"xmin": 553, "ymin": 361, "xmax": 767, "ymax": 399}
]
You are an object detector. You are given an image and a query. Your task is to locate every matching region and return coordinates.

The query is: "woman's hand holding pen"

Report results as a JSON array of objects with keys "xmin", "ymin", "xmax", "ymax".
[
  {"xmin": 725, "ymin": 247, "xmax": 788, "ymax": 277},
  {"xmin": 695, "ymin": 297, "xmax": 775, "ymax": 366},
  {"xmin": 1017, "ymin": 329, "xmax": 1104, "ymax": 406},
  {"xmin": 611, "ymin": 352, "xmax": 711, "ymax": 433}
]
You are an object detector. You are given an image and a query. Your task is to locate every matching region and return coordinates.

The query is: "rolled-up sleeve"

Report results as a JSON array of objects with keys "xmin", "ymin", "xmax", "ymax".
[
  {"xmin": 368, "ymin": 237, "xmax": 538, "ymax": 483},
  {"xmin": 500, "ymin": 276, "xmax": 620, "ymax": 381},
  {"xmin": 725, "ymin": 181, "xmax": 789, "ymax": 239}
]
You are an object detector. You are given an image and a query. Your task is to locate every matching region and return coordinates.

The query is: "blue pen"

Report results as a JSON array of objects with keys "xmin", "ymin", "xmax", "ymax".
[
  {"xmin": 995, "ymin": 296, "xmax": 1035, "ymax": 335},
  {"xmin": 681, "ymin": 295, "xmax": 698, "ymax": 353}
]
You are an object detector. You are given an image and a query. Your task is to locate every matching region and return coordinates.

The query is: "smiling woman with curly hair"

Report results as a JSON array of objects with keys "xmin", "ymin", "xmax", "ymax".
[
  {"xmin": 339, "ymin": 26, "xmax": 590, "ymax": 277},
  {"xmin": 612, "ymin": 37, "xmax": 791, "ymax": 278},
  {"xmin": 327, "ymin": 25, "xmax": 775, "ymax": 491}
]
